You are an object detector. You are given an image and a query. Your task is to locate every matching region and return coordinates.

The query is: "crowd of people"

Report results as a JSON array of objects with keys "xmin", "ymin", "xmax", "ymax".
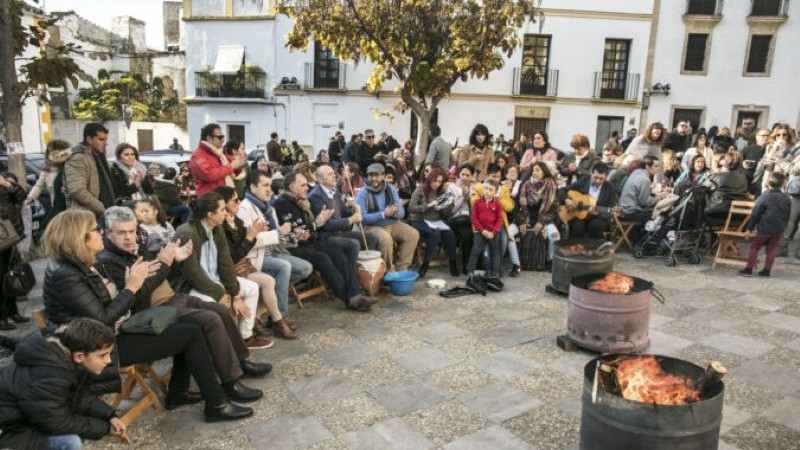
[{"xmin": 0, "ymin": 116, "xmax": 798, "ymax": 448}]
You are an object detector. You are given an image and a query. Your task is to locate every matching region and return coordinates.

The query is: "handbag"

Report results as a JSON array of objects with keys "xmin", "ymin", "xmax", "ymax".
[
  {"xmin": 0, "ymin": 219, "xmax": 21, "ymax": 252},
  {"xmin": 3, "ymin": 248, "xmax": 35, "ymax": 298},
  {"xmin": 233, "ymin": 258, "xmax": 257, "ymax": 277},
  {"xmin": 119, "ymin": 306, "xmax": 179, "ymax": 335}
]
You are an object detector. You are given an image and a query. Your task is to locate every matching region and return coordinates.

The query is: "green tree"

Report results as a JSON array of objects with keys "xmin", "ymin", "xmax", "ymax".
[
  {"xmin": 0, "ymin": 0, "xmax": 85, "ymax": 181},
  {"xmin": 279, "ymin": 0, "xmax": 535, "ymax": 162},
  {"xmin": 72, "ymin": 74, "xmax": 182, "ymax": 124}
]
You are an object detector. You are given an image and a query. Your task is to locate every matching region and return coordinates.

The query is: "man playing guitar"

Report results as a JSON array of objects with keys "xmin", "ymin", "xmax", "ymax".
[{"xmin": 560, "ymin": 163, "xmax": 618, "ymax": 239}]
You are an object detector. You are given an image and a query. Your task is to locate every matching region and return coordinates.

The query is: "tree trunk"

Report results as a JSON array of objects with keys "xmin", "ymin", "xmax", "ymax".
[
  {"xmin": 414, "ymin": 109, "xmax": 431, "ymax": 167},
  {"xmin": 0, "ymin": 1, "xmax": 26, "ymax": 184}
]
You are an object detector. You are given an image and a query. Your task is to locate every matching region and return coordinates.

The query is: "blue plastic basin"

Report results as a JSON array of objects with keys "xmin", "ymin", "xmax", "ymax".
[{"xmin": 383, "ymin": 271, "xmax": 419, "ymax": 296}]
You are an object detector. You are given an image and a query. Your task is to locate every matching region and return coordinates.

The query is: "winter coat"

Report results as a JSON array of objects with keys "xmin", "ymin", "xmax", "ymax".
[
  {"xmin": 64, "ymin": 143, "xmax": 114, "ymax": 217},
  {"xmin": 619, "ymin": 168, "xmax": 654, "ymax": 215},
  {"xmin": 471, "ymin": 198, "xmax": 502, "ymax": 233},
  {"xmin": 0, "ymin": 333, "xmax": 114, "ymax": 450},
  {"xmin": 746, "ymin": 189, "xmax": 791, "ymax": 235},
  {"xmin": 0, "ymin": 182, "xmax": 26, "ymax": 236},
  {"xmin": 109, "ymin": 162, "xmax": 141, "ymax": 202},
  {"xmin": 272, "ymin": 193, "xmax": 318, "ymax": 244},
  {"xmin": 189, "ymin": 142, "xmax": 234, "ymax": 196},
  {"xmin": 96, "ymin": 239, "xmax": 174, "ymax": 314},
  {"xmin": 174, "ymin": 220, "xmax": 239, "ymax": 301}
]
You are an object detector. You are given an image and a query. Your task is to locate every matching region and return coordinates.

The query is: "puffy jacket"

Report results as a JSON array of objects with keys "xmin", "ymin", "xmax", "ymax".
[
  {"xmin": 0, "ymin": 333, "xmax": 114, "ymax": 450},
  {"xmin": 64, "ymin": 143, "xmax": 113, "ymax": 217},
  {"xmin": 189, "ymin": 142, "xmax": 233, "ymax": 196},
  {"xmin": 43, "ymin": 257, "xmax": 136, "ymax": 330}
]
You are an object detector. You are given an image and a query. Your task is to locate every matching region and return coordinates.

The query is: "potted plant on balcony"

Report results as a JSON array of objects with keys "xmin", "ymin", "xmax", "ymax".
[
  {"xmin": 196, "ymin": 66, "xmax": 222, "ymax": 97},
  {"xmin": 243, "ymin": 65, "xmax": 266, "ymax": 97}
]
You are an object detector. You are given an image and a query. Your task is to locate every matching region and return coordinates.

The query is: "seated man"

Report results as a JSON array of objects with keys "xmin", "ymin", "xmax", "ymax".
[
  {"xmin": 619, "ymin": 156, "xmax": 659, "ymax": 241},
  {"xmin": 96, "ymin": 206, "xmax": 270, "ymax": 405},
  {"xmin": 238, "ymin": 171, "xmax": 313, "ymax": 327},
  {"xmin": 356, "ymin": 163, "xmax": 420, "ymax": 271},
  {"xmin": 566, "ymin": 163, "xmax": 618, "ymax": 239},
  {"xmin": 273, "ymin": 172, "xmax": 376, "ymax": 311},
  {"xmin": 0, "ymin": 319, "xmax": 123, "ymax": 450},
  {"xmin": 309, "ymin": 164, "xmax": 378, "ymax": 249},
  {"xmin": 174, "ymin": 192, "xmax": 272, "ymax": 349}
]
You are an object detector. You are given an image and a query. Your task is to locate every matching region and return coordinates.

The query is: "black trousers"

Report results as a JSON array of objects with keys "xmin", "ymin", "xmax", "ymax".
[
  {"xmin": 448, "ymin": 217, "xmax": 474, "ymax": 269},
  {"xmin": 330, "ymin": 230, "xmax": 379, "ymax": 251},
  {"xmin": 569, "ymin": 217, "xmax": 611, "ymax": 240},
  {"xmin": 0, "ymin": 248, "xmax": 19, "ymax": 320},
  {"xmin": 167, "ymin": 295, "xmax": 248, "ymax": 383},
  {"xmin": 290, "ymin": 237, "xmax": 360, "ymax": 304},
  {"xmin": 412, "ymin": 221, "xmax": 458, "ymax": 264},
  {"xmin": 467, "ymin": 233, "xmax": 502, "ymax": 276},
  {"xmin": 117, "ymin": 322, "xmax": 226, "ymax": 406}
]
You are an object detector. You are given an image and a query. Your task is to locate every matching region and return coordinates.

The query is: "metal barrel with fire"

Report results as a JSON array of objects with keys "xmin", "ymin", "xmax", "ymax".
[
  {"xmin": 548, "ymin": 239, "xmax": 615, "ymax": 295},
  {"xmin": 581, "ymin": 354, "xmax": 727, "ymax": 450},
  {"xmin": 562, "ymin": 271, "xmax": 665, "ymax": 353}
]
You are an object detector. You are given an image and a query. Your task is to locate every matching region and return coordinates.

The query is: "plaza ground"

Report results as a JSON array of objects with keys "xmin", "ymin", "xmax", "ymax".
[{"xmin": 9, "ymin": 254, "xmax": 800, "ymax": 450}]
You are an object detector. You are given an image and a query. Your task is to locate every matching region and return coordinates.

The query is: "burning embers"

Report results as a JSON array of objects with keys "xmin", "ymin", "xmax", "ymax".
[
  {"xmin": 588, "ymin": 272, "xmax": 634, "ymax": 295},
  {"xmin": 596, "ymin": 355, "xmax": 727, "ymax": 406}
]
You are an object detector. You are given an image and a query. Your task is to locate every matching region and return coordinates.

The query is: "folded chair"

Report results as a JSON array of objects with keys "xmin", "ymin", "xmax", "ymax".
[{"xmin": 289, "ymin": 271, "xmax": 329, "ymax": 308}]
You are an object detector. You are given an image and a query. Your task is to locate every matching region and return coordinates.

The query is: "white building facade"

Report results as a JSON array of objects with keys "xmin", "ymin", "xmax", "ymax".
[
  {"xmin": 183, "ymin": 0, "xmax": 660, "ymax": 155},
  {"xmin": 182, "ymin": 0, "xmax": 800, "ymax": 156},
  {"xmin": 647, "ymin": 0, "xmax": 800, "ymax": 133}
]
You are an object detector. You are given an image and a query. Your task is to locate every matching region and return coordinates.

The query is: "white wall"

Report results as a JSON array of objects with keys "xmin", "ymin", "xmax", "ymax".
[
  {"xmin": 51, "ymin": 120, "xmax": 188, "ymax": 155},
  {"xmin": 649, "ymin": 0, "xmax": 800, "ymax": 129}
]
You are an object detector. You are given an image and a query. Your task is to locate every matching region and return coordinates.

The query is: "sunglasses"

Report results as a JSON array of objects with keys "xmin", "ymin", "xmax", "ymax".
[{"xmin": 213, "ymin": 134, "xmax": 225, "ymax": 140}]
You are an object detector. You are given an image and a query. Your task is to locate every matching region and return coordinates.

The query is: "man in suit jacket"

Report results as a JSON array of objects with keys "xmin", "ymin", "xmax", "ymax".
[
  {"xmin": 309, "ymin": 165, "xmax": 378, "ymax": 249},
  {"xmin": 566, "ymin": 163, "xmax": 618, "ymax": 239}
]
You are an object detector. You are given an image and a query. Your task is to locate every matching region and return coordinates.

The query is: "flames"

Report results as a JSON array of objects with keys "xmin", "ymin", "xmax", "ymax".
[
  {"xmin": 589, "ymin": 272, "xmax": 634, "ymax": 295},
  {"xmin": 613, "ymin": 356, "xmax": 700, "ymax": 405}
]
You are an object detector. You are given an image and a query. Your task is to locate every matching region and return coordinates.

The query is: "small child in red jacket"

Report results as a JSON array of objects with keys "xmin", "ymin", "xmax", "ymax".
[{"xmin": 467, "ymin": 181, "xmax": 503, "ymax": 278}]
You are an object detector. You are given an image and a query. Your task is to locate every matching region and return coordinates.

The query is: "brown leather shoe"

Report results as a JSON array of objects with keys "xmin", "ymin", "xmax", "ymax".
[
  {"xmin": 284, "ymin": 319, "xmax": 298, "ymax": 331},
  {"xmin": 273, "ymin": 319, "xmax": 298, "ymax": 340},
  {"xmin": 244, "ymin": 335, "xmax": 274, "ymax": 350}
]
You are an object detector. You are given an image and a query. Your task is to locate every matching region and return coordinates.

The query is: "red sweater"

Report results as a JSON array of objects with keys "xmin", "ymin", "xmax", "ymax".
[
  {"xmin": 471, "ymin": 198, "xmax": 502, "ymax": 233},
  {"xmin": 190, "ymin": 142, "xmax": 234, "ymax": 195}
]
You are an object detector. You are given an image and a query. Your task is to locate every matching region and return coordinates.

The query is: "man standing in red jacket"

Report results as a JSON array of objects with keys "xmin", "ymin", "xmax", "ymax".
[{"xmin": 190, "ymin": 123, "xmax": 247, "ymax": 195}]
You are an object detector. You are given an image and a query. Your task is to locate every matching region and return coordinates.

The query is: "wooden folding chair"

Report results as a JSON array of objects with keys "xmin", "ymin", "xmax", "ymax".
[
  {"xmin": 31, "ymin": 309, "xmax": 167, "ymax": 427},
  {"xmin": 612, "ymin": 213, "xmax": 638, "ymax": 252},
  {"xmin": 712, "ymin": 200, "xmax": 755, "ymax": 269},
  {"xmin": 290, "ymin": 271, "xmax": 329, "ymax": 309}
]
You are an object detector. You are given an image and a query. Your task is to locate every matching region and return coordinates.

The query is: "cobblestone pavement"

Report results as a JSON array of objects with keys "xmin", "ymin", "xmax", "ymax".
[{"xmin": 10, "ymin": 254, "xmax": 800, "ymax": 450}]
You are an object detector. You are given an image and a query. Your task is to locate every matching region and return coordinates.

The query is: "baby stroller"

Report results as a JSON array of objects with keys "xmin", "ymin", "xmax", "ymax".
[{"xmin": 633, "ymin": 184, "xmax": 712, "ymax": 266}]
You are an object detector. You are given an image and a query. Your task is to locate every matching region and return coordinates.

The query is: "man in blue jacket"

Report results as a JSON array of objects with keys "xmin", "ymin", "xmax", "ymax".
[
  {"xmin": 309, "ymin": 164, "xmax": 378, "ymax": 249},
  {"xmin": 356, "ymin": 163, "xmax": 419, "ymax": 271}
]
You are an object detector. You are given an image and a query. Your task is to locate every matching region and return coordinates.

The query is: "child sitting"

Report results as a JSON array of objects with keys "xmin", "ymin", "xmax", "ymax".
[
  {"xmin": 133, "ymin": 198, "xmax": 175, "ymax": 253},
  {"xmin": 0, "ymin": 318, "xmax": 126, "ymax": 449},
  {"xmin": 466, "ymin": 180, "xmax": 503, "ymax": 283},
  {"xmin": 740, "ymin": 172, "xmax": 792, "ymax": 277}
]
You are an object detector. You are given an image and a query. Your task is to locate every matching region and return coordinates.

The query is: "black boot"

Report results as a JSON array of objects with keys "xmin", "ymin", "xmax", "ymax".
[
  {"xmin": 508, "ymin": 264, "xmax": 521, "ymax": 278},
  {"xmin": 449, "ymin": 259, "xmax": 459, "ymax": 277},
  {"xmin": 417, "ymin": 261, "xmax": 429, "ymax": 279},
  {"xmin": 205, "ymin": 402, "xmax": 254, "ymax": 423},
  {"xmin": 223, "ymin": 381, "xmax": 263, "ymax": 403}
]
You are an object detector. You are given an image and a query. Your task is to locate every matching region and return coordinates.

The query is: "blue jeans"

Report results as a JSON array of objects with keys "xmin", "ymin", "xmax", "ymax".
[
  {"xmin": 262, "ymin": 254, "xmax": 313, "ymax": 315},
  {"xmin": 48, "ymin": 434, "xmax": 82, "ymax": 450}
]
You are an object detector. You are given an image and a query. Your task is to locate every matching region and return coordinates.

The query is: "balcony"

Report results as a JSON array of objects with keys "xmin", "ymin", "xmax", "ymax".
[
  {"xmin": 592, "ymin": 72, "xmax": 640, "ymax": 101},
  {"xmin": 512, "ymin": 68, "xmax": 558, "ymax": 97},
  {"xmin": 194, "ymin": 70, "xmax": 266, "ymax": 98},
  {"xmin": 303, "ymin": 62, "xmax": 348, "ymax": 90},
  {"xmin": 750, "ymin": 0, "xmax": 790, "ymax": 16},
  {"xmin": 685, "ymin": 0, "xmax": 724, "ymax": 16}
]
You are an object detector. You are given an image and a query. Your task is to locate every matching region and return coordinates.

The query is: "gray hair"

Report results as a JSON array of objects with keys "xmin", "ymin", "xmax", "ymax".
[
  {"xmin": 314, "ymin": 164, "xmax": 333, "ymax": 180},
  {"xmin": 104, "ymin": 206, "xmax": 138, "ymax": 230}
]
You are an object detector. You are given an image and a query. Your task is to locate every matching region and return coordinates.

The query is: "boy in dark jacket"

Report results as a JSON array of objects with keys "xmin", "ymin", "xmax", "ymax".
[
  {"xmin": 466, "ymin": 181, "xmax": 503, "ymax": 280},
  {"xmin": 740, "ymin": 173, "xmax": 792, "ymax": 277},
  {"xmin": 0, "ymin": 318, "xmax": 125, "ymax": 450}
]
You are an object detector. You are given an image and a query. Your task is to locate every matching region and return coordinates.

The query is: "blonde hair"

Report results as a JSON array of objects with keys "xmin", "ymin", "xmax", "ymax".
[{"xmin": 43, "ymin": 209, "xmax": 98, "ymax": 266}]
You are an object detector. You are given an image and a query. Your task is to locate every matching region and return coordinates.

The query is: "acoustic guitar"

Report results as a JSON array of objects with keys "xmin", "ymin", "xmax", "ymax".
[{"xmin": 559, "ymin": 189, "xmax": 620, "ymax": 223}]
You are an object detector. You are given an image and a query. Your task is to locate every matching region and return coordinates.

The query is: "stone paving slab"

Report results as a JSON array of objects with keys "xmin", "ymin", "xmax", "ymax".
[{"xmin": 11, "ymin": 253, "xmax": 796, "ymax": 450}]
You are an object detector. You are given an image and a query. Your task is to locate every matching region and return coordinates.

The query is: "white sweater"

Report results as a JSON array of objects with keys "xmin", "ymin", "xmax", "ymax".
[{"xmin": 236, "ymin": 198, "xmax": 282, "ymax": 270}]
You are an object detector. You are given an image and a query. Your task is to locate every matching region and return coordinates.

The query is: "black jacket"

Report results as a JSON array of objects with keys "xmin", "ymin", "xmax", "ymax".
[
  {"xmin": 0, "ymin": 333, "xmax": 114, "ymax": 450},
  {"xmin": 109, "ymin": 162, "xmax": 139, "ymax": 202},
  {"xmin": 569, "ymin": 178, "xmax": 618, "ymax": 216},
  {"xmin": 356, "ymin": 143, "xmax": 379, "ymax": 174},
  {"xmin": 43, "ymin": 257, "xmax": 136, "ymax": 329},
  {"xmin": 96, "ymin": 239, "xmax": 173, "ymax": 314},
  {"xmin": 272, "ymin": 193, "xmax": 318, "ymax": 245},
  {"xmin": 222, "ymin": 216, "xmax": 256, "ymax": 263},
  {"xmin": 0, "ymin": 182, "xmax": 26, "ymax": 236},
  {"xmin": 746, "ymin": 189, "xmax": 791, "ymax": 235}
]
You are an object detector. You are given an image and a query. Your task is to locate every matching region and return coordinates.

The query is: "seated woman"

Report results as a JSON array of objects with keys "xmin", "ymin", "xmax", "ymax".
[
  {"xmin": 517, "ymin": 162, "xmax": 559, "ymax": 271},
  {"xmin": 216, "ymin": 186, "xmax": 297, "ymax": 340},
  {"xmin": 41, "ymin": 209, "xmax": 255, "ymax": 423},
  {"xmin": 408, "ymin": 167, "xmax": 459, "ymax": 277},
  {"xmin": 705, "ymin": 150, "xmax": 749, "ymax": 227},
  {"xmin": 675, "ymin": 154, "xmax": 709, "ymax": 196}
]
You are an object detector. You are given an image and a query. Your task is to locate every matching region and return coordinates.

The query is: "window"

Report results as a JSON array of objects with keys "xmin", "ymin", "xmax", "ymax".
[
  {"xmin": 746, "ymin": 35, "xmax": 772, "ymax": 73},
  {"xmin": 227, "ymin": 124, "xmax": 245, "ymax": 145},
  {"xmin": 520, "ymin": 35, "xmax": 551, "ymax": 96},
  {"xmin": 683, "ymin": 33, "xmax": 709, "ymax": 72},
  {"xmin": 600, "ymin": 39, "xmax": 631, "ymax": 99},
  {"xmin": 232, "ymin": 0, "xmax": 265, "ymax": 16},
  {"xmin": 751, "ymin": 0, "xmax": 783, "ymax": 16},
  {"xmin": 672, "ymin": 108, "xmax": 703, "ymax": 132},
  {"xmin": 595, "ymin": 116, "xmax": 624, "ymax": 153},
  {"xmin": 314, "ymin": 42, "xmax": 341, "ymax": 89},
  {"xmin": 687, "ymin": 0, "xmax": 717, "ymax": 15},
  {"xmin": 514, "ymin": 118, "xmax": 548, "ymax": 142}
]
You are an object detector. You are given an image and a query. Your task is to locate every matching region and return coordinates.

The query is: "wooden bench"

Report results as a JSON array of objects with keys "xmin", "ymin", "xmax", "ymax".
[
  {"xmin": 290, "ymin": 271, "xmax": 329, "ymax": 309},
  {"xmin": 31, "ymin": 309, "xmax": 166, "ymax": 428},
  {"xmin": 712, "ymin": 200, "xmax": 755, "ymax": 269}
]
